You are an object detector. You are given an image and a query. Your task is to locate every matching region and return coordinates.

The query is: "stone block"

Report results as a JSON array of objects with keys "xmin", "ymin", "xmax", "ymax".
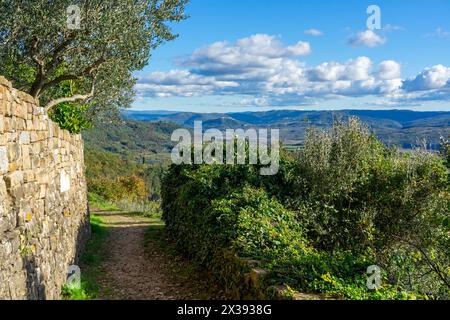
[
  {"xmin": 0, "ymin": 146, "xmax": 7, "ymax": 173},
  {"xmin": 2, "ymin": 117, "xmax": 11, "ymax": 132},
  {"xmin": 21, "ymin": 145, "xmax": 31, "ymax": 169},
  {"xmin": 13, "ymin": 100, "xmax": 27, "ymax": 119},
  {"xmin": 4, "ymin": 171, "xmax": 24, "ymax": 189},
  {"xmin": 7, "ymin": 142, "xmax": 21, "ymax": 162},
  {"xmin": 19, "ymin": 132, "xmax": 30, "ymax": 144}
]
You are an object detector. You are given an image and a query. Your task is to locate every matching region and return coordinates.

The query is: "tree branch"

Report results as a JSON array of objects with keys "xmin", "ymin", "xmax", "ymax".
[
  {"xmin": 84, "ymin": 57, "xmax": 106, "ymax": 75},
  {"xmin": 41, "ymin": 57, "xmax": 106, "ymax": 93},
  {"xmin": 41, "ymin": 74, "xmax": 81, "ymax": 92},
  {"xmin": 44, "ymin": 78, "xmax": 96, "ymax": 111},
  {"xmin": 394, "ymin": 236, "xmax": 450, "ymax": 290},
  {"xmin": 29, "ymin": 37, "xmax": 46, "ymax": 97},
  {"xmin": 46, "ymin": 33, "xmax": 76, "ymax": 74}
]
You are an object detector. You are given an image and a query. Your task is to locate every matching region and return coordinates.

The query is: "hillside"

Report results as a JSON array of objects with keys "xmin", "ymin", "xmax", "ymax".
[
  {"xmin": 123, "ymin": 109, "xmax": 450, "ymax": 149},
  {"xmin": 82, "ymin": 120, "xmax": 180, "ymax": 164}
]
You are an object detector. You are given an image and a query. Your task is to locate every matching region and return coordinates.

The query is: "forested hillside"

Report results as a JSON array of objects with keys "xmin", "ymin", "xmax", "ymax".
[
  {"xmin": 124, "ymin": 109, "xmax": 450, "ymax": 149},
  {"xmin": 82, "ymin": 120, "xmax": 180, "ymax": 212},
  {"xmin": 83, "ymin": 120, "xmax": 179, "ymax": 163}
]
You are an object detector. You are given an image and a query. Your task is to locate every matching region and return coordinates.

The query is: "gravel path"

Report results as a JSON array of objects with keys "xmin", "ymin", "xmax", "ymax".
[{"xmin": 93, "ymin": 210, "xmax": 227, "ymax": 300}]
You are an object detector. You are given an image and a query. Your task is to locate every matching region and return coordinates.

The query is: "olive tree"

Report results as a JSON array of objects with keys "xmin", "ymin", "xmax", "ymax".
[{"xmin": 0, "ymin": 0, "xmax": 187, "ymax": 118}]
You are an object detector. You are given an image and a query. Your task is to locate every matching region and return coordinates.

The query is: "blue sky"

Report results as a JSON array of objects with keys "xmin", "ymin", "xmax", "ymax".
[{"xmin": 133, "ymin": 0, "xmax": 450, "ymax": 112}]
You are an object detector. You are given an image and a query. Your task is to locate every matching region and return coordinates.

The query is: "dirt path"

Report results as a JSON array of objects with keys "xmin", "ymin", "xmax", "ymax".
[{"xmin": 93, "ymin": 210, "xmax": 227, "ymax": 300}]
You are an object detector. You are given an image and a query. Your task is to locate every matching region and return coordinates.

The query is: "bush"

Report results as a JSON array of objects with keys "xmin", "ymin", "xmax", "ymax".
[
  {"xmin": 161, "ymin": 117, "xmax": 449, "ymax": 299},
  {"xmin": 88, "ymin": 175, "xmax": 147, "ymax": 202},
  {"xmin": 289, "ymin": 118, "xmax": 449, "ymax": 297},
  {"xmin": 49, "ymin": 102, "xmax": 92, "ymax": 134},
  {"xmin": 163, "ymin": 180, "xmax": 305, "ymax": 262}
]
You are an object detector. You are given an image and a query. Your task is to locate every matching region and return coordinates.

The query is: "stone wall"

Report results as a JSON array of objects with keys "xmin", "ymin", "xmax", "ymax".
[{"xmin": 0, "ymin": 76, "xmax": 90, "ymax": 299}]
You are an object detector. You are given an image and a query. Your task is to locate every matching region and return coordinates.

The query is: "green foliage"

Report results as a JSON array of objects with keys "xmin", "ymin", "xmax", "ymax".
[
  {"xmin": 163, "ymin": 182, "xmax": 304, "ymax": 264},
  {"xmin": 162, "ymin": 117, "xmax": 450, "ymax": 299},
  {"xmin": 0, "ymin": 0, "xmax": 188, "ymax": 118},
  {"xmin": 441, "ymin": 135, "xmax": 450, "ymax": 169},
  {"xmin": 82, "ymin": 120, "xmax": 175, "ymax": 205},
  {"xmin": 290, "ymin": 119, "xmax": 447, "ymax": 251},
  {"xmin": 115, "ymin": 199, "xmax": 163, "ymax": 218},
  {"xmin": 85, "ymin": 147, "xmax": 166, "ymax": 218},
  {"xmin": 289, "ymin": 118, "xmax": 449, "ymax": 297},
  {"xmin": 88, "ymin": 192, "xmax": 118, "ymax": 211},
  {"xmin": 49, "ymin": 102, "xmax": 92, "ymax": 133},
  {"xmin": 85, "ymin": 149, "xmax": 155, "ymax": 200}
]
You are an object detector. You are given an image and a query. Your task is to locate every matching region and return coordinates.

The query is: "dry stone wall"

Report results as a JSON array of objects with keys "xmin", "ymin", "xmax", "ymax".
[{"xmin": 0, "ymin": 76, "xmax": 90, "ymax": 299}]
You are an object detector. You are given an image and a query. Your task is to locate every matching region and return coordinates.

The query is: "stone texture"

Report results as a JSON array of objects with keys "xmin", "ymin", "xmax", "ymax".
[
  {"xmin": 0, "ymin": 75, "xmax": 90, "ymax": 300},
  {"xmin": 0, "ymin": 146, "xmax": 7, "ymax": 173}
]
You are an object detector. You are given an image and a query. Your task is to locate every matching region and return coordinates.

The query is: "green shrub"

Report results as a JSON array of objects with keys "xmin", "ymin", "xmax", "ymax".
[
  {"xmin": 289, "ymin": 118, "xmax": 449, "ymax": 297},
  {"xmin": 161, "ymin": 117, "xmax": 449, "ymax": 299},
  {"xmin": 49, "ymin": 102, "xmax": 92, "ymax": 134}
]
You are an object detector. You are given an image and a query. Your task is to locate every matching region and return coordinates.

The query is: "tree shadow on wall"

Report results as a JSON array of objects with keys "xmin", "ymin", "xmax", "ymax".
[{"xmin": 23, "ymin": 255, "xmax": 46, "ymax": 300}]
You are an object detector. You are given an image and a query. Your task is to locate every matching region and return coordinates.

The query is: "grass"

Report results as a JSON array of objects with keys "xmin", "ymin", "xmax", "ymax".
[{"xmin": 61, "ymin": 214, "xmax": 108, "ymax": 300}]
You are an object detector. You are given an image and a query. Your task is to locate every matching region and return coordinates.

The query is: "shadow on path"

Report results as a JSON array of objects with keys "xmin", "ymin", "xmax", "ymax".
[{"xmin": 93, "ymin": 210, "xmax": 227, "ymax": 300}]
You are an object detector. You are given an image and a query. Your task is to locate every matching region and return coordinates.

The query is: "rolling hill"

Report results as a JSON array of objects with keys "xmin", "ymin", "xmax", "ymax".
[
  {"xmin": 122, "ymin": 109, "xmax": 450, "ymax": 149},
  {"xmin": 82, "ymin": 120, "xmax": 181, "ymax": 163}
]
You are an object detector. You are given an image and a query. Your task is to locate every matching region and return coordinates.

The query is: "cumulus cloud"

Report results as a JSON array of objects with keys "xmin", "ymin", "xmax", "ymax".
[
  {"xmin": 304, "ymin": 28, "xmax": 323, "ymax": 36},
  {"xmin": 348, "ymin": 30, "xmax": 386, "ymax": 48},
  {"xmin": 136, "ymin": 70, "xmax": 239, "ymax": 97},
  {"xmin": 181, "ymin": 34, "xmax": 311, "ymax": 76},
  {"xmin": 403, "ymin": 65, "xmax": 450, "ymax": 92},
  {"xmin": 135, "ymin": 34, "xmax": 450, "ymax": 106},
  {"xmin": 307, "ymin": 57, "xmax": 372, "ymax": 82},
  {"xmin": 377, "ymin": 60, "xmax": 402, "ymax": 80}
]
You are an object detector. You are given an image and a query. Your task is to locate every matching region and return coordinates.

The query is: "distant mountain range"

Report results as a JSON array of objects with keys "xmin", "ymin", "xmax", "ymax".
[{"xmin": 122, "ymin": 109, "xmax": 450, "ymax": 149}]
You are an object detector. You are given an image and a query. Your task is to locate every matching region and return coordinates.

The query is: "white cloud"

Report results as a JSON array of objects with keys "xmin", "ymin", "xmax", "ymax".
[
  {"xmin": 135, "ymin": 34, "xmax": 450, "ymax": 106},
  {"xmin": 348, "ymin": 30, "xmax": 386, "ymax": 48},
  {"xmin": 286, "ymin": 41, "xmax": 312, "ymax": 56},
  {"xmin": 377, "ymin": 60, "xmax": 402, "ymax": 80},
  {"xmin": 234, "ymin": 34, "xmax": 311, "ymax": 57},
  {"xmin": 403, "ymin": 65, "xmax": 450, "ymax": 91},
  {"xmin": 307, "ymin": 57, "xmax": 372, "ymax": 82},
  {"xmin": 136, "ymin": 70, "xmax": 239, "ymax": 97},
  {"xmin": 344, "ymin": 57, "xmax": 372, "ymax": 81},
  {"xmin": 304, "ymin": 28, "xmax": 323, "ymax": 36},
  {"xmin": 307, "ymin": 62, "xmax": 345, "ymax": 82}
]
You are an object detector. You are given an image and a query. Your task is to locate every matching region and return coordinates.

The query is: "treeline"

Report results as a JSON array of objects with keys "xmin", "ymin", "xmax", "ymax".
[{"xmin": 162, "ymin": 118, "xmax": 450, "ymax": 299}]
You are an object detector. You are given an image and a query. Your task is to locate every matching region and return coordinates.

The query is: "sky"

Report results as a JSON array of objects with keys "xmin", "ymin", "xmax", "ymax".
[{"xmin": 132, "ymin": 0, "xmax": 450, "ymax": 112}]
